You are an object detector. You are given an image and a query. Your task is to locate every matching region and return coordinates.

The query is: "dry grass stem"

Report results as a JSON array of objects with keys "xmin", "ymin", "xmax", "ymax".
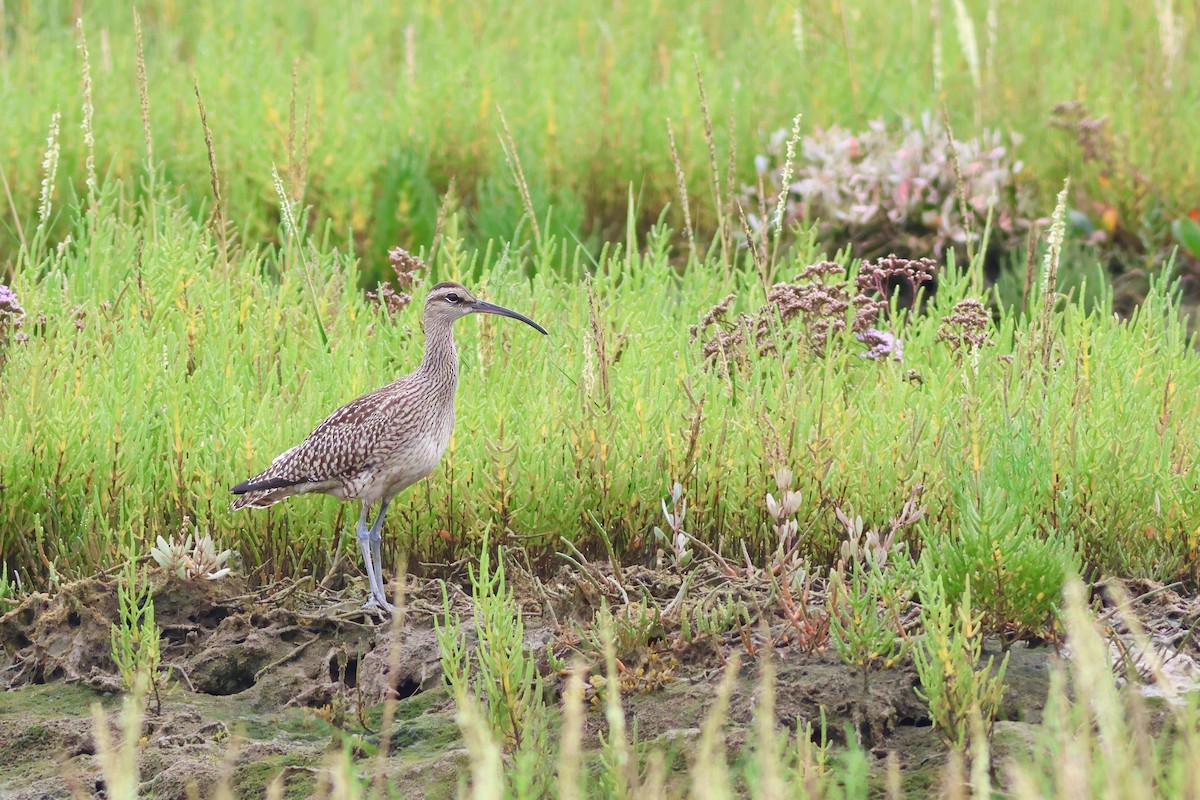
[
  {"xmin": 838, "ymin": 1, "xmax": 861, "ymax": 111},
  {"xmin": 272, "ymin": 164, "xmax": 329, "ymax": 346},
  {"xmin": 0, "ymin": 162, "xmax": 23, "ymax": 260},
  {"xmin": 693, "ymin": 654, "xmax": 739, "ymax": 800},
  {"xmin": 735, "ymin": 199, "xmax": 769, "ymax": 296},
  {"xmin": 89, "ymin": 696, "xmax": 142, "ymax": 800},
  {"xmin": 932, "ymin": 0, "xmax": 945, "ymax": 95},
  {"xmin": 985, "ymin": 0, "xmax": 999, "ymax": 87},
  {"xmin": 405, "ymin": 23, "xmax": 416, "ymax": 85},
  {"xmin": 288, "ymin": 58, "xmax": 300, "ymax": 200},
  {"xmin": 1039, "ymin": 178, "xmax": 1070, "ymax": 372},
  {"xmin": 430, "ymin": 176, "xmax": 457, "ymax": 265},
  {"xmin": 496, "ymin": 105, "xmax": 541, "ymax": 244},
  {"xmin": 1155, "ymin": 0, "xmax": 1183, "ymax": 88},
  {"xmin": 666, "ymin": 117, "xmax": 697, "ymax": 264},
  {"xmin": 771, "ymin": 112, "xmax": 803, "ymax": 237},
  {"xmin": 951, "ymin": 0, "xmax": 981, "ymax": 97},
  {"xmin": 372, "ymin": 567, "xmax": 409, "ymax": 794},
  {"xmin": 725, "ymin": 100, "xmax": 739, "ymax": 268},
  {"xmin": 133, "ymin": 8, "xmax": 153, "ymax": 168},
  {"xmin": 458, "ymin": 693, "xmax": 505, "ymax": 800},
  {"xmin": 557, "ymin": 663, "xmax": 586, "ymax": 800},
  {"xmin": 939, "ymin": 105, "xmax": 976, "ymax": 271},
  {"xmin": 194, "ymin": 79, "xmax": 227, "ymax": 261},
  {"xmin": 37, "ymin": 111, "xmax": 62, "ymax": 232},
  {"xmin": 754, "ymin": 658, "xmax": 785, "ymax": 799},
  {"xmin": 693, "ymin": 55, "xmax": 729, "ymax": 267}
]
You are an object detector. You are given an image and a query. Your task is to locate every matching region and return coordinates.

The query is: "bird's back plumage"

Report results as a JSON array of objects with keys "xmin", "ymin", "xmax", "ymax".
[
  {"xmin": 230, "ymin": 367, "xmax": 457, "ymax": 510},
  {"xmin": 231, "ymin": 389, "xmax": 389, "ymax": 509}
]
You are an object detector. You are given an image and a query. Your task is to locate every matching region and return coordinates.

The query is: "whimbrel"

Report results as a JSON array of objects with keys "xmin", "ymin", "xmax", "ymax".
[{"xmin": 231, "ymin": 282, "xmax": 546, "ymax": 611}]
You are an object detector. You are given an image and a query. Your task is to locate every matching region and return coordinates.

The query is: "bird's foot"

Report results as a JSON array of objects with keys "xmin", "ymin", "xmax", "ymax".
[{"xmin": 361, "ymin": 595, "xmax": 395, "ymax": 615}]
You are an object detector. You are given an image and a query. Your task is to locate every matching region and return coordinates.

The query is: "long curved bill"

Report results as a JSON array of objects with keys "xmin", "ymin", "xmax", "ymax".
[{"xmin": 471, "ymin": 300, "xmax": 548, "ymax": 335}]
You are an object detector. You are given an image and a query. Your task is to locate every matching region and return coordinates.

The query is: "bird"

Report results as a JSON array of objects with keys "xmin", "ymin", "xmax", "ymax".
[{"xmin": 230, "ymin": 281, "xmax": 547, "ymax": 611}]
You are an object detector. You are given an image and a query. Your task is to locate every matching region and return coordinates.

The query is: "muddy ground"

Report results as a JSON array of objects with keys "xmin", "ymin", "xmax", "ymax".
[{"xmin": 2, "ymin": 560, "xmax": 1198, "ymax": 799}]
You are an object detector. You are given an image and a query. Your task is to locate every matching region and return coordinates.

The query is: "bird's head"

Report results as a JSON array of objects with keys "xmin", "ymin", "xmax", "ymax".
[{"xmin": 423, "ymin": 282, "xmax": 547, "ymax": 334}]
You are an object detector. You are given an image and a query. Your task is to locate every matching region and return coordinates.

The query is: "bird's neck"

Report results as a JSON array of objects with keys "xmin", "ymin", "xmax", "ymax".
[{"xmin": 416, "ymin": 318, "xmax": 459, "ymax": 387}]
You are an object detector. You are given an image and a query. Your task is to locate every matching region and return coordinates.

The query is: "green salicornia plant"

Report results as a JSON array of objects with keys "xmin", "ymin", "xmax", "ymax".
[
  {"xmin": 0, "ymin": 561, "xmax": 23, "ymax": 609},
  {"xmin": 828, "ymin": 553, "xmax": 914, "ymax": 693},
  {"xmin": 109, "ymin": 537, "xmax": 162, "ymax": 709},
  {"xmin": 914, "ymin": 575, "xmax": 1009, "ymax": 750},
  {"xmin": 922, "ymin": 486, "xmax": 1075, "ymax": 642},
  {"xmin": 828, "ymin": 492, "xmax": 925, "ymax": 689},
  {"xmin": 437, "ymin": 536, "xmax": 548, "ymax": 761}
]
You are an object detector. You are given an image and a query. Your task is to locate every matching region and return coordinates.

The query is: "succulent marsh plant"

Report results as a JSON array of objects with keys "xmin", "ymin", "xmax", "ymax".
[
  {"xmin": 765, "ymin": 467, "xmax": 803, "ymax": 567},
  {"xmin": 913, "ymin": 577, "xmax": 1009, "ymax": 750},
  {"xmin": 746, "ymin": 114, "xmax": 1035, "ymax": 261},
  {"xmin": 653, "ymin": 481, "xmax": 693, "ymax": 570},
  {"xmin": 149, "ymin": 519, "xmax": 233, "ymax": 581},
  {"xmin": 836, "ymin": 487, "xmax": 925, "ymax": 568}
]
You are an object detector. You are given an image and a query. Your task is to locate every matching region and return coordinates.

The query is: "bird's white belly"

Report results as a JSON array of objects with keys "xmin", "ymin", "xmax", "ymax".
[{"xmin": 359, "ymin": 418, "xmax": 454, "ymax": 503}]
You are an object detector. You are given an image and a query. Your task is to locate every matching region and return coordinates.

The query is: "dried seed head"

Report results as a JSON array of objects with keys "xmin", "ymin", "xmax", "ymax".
[
  {"xmin": 691, "ymin": 293, "xmax": 737, "ymax": 341},
  {"xmin": 936, "ymin": 298, "xmax": 993, "ymax": 352},
  {"xmin": 856, "ymin": 253, "xmax": 937, "ymax": 298},
  {"xmin": 0, "ymin": 285, "xmax": 25, "ymax": 349},
  {"xmin": 387, "ymin": 246, "xmax": 426, "ymax": 290},
  {"xmin": 366, "ymin": 283, "xmax": 412, "ymax": 318},
  {"xmin": 369, "ymin": 247, "xmax": 428, "ymax": 319},
  {"xmin": 798, "ymin": 261, "xmax": 844, "ymax": 281}
]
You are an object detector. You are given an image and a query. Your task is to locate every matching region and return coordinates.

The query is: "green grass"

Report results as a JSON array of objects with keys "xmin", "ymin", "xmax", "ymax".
[
  {"xmin": 0, "ymin": 1, "xmax": 1196, "ymax": 279},
  {"xmin": 3, "ymin": 175, "xmax": 1199, "ymax": 589}
]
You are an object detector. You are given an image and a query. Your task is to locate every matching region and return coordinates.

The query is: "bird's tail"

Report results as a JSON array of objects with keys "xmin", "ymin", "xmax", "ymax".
[
  {"xmin": 230, "ymin": 489, "xmax": 290, "ymax": 510},
  {"xmin": 230, "ymin": 475, "xmax": 307, "ymax": 510}
]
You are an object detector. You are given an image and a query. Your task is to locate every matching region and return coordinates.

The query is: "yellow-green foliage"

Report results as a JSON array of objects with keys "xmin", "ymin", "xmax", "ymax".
[
  {"xmin": 913, "ymin": 577, "xmax": 1009, "ymax": 749},
  {"xmin": 828, "ymin": 555, "xmax": 914, "ymax": 687},
  {"xmin": 437, "ymin": 542, "xmax": 547, "ymax": 756},
  {"xmin": 109, "ymin": 536, "xmax": 161, "ymax": 699},
  {"xmin": 3, "ymin": 182, "xmax": 1200, "ymax": 594}
]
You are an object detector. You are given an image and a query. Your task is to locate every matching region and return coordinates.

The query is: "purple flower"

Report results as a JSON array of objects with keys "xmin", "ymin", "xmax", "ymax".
[
  {"xmin": 857, "ymin": 328, "xmax": 902, "ymax": 361},
  {"xmin": 0, "ymin": 283, "xmax": 25, "ymax": 348},
  {"xmin": 0, "ymin": 284, "xmax": 23, "ymax": 320}
]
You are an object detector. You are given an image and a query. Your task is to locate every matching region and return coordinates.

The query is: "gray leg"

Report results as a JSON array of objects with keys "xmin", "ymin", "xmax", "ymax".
[
  {"xmin": 356, "ymin": 502, "xmax": 386, "ymax": 611},
  {"xmin": 368, "ymin": 499, "xmax": 392, "ymax": 610}
]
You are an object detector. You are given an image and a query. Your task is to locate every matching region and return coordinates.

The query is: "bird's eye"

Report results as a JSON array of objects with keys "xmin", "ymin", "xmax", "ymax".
[{"xmin": 446, "ymin": 293, "xmax": 460, "ymax": 303}]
